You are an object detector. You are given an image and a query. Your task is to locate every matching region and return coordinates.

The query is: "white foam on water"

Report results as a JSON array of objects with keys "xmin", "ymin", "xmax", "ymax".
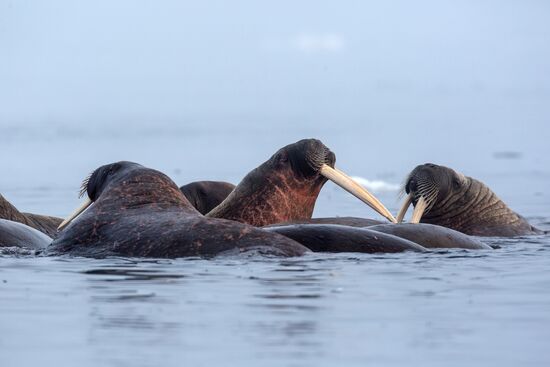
[{"xmin": 350, "ymin": 176, "xmax": 401, "ymax": 193}]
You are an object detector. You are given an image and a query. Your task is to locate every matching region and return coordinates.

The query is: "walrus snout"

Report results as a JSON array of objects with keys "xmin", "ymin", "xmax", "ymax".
[
  {"xmin": 406, "ymin": 164, "xmax": 438, "ymax": 189},
  {"xmin": 398, "ymin": 163, "xmax": 445, "ymax": 224},
  {"xmin": 298, "ymin": 139, "xmax": 335, "ymax": 173},
  {"xmin": 406, "ymin": 178, "xmax": 418, "ymax": 196}
]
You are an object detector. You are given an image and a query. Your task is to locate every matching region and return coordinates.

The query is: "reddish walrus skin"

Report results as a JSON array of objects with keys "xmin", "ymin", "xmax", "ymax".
[{"xmin": 48, "ymin": 162, "xmax": 309, "ymax": 258}]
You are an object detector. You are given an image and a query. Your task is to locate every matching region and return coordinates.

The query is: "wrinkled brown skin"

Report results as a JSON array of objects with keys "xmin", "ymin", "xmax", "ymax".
[
  {"xmin": 189, "ymin": 179, "xmax": 385, "ymax": 228},
  {"xmin": 207, "ymin": 139, "xmax": 335, "ymax": 226},
  {"xmin": 0, "ymin": 218, "xmax": 52, "ymax": 249},
  {"xmin": 368, "ymin": 223, "xmax": 492, "ymax": 249},
  {"xmin": 180, "ymin": 181, "xmax": 235, "ymax": 215},
  {"xmin": 48, "ymin": 162, "xmax": 309, "ymax": 258},
  {"xmin": 405, "ymin": 164, "xmax": 543, "ymax": 237},
  {"xmin": 0, "ymin": 194, "xmax": 62, "ymax": 237},
  {"xmin": 265, "ymin": 224, "xmax": 427, "ymax": 253}
]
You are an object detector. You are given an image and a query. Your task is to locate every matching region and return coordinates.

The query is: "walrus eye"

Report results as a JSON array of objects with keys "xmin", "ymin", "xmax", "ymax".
[
  {"xmin": 452, "ymin": 178, "xmax": 461, "ymax": 189},
  {"xmin": 107, "ymin": 163, "xmax": 123, "ymax": 176},
  {"xmin": 276, "ymin": 153, "xmax": 288, "ymax": 164}
]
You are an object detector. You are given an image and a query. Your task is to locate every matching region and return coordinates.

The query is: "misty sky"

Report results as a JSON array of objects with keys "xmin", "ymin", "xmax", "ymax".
[
  {"xmin": 1, "ymin": 0, "xmax": 549, "ymax": 212},
  {"xmin": 2, "ymin": 0, "xmax": 549, "ymax": 124}
]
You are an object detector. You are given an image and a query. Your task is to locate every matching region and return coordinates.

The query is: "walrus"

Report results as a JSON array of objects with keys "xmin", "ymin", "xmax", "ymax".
[
  {"xmin": 49, "ymin": 161, "xmax": 310, "ymax": 258},
  {"xmin": 180, "ymin": 181, "xmax": 235, "ymax": 215},
  {"xmin": 265, "ymin": 221, "xmax": 491, "ymax": 250},
  {"xmin": 207, "ymin": 139, "xmax": 396, "ymax": 226},
  {"xmin": 0, "ymin": 194, "xmax": 62, "ymax": 237},
  {"xmin": 396, "ymin": 163, "xmax": 543, "ymax": 236},
  {"xmin": 368, "ymin": 223, "xmax": 492, "ymax": 249},
  {"xmin": 0, "ymin": 218, "xmax": 52, "ymax": 249},
  {"xmin": 265, "ymin": 224, "xmax": 428, "ymax": 253}
]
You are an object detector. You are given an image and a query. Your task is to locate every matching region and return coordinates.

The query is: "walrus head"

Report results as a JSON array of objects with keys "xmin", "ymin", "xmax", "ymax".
[
  {"xmin": 207, "ymin": 139, "xmax": 395, "ymax": 226},
  {"xmin": 58, "ymin": 161, "xmax": 192, "ymax": 230},
  {"xmin": 79, "ymin": 161, "xmax": 138, "ymax": 201},
  {"xmin": 268, "ymin": 138, "xmax": 336, "ymax": 182},
  {"xmin": 397, "ymin": 163, "xmax": 468, "ymax": 224},
  {"xmin": 396, "ymin": 163, "xmax": 538, "ymax": 236}
]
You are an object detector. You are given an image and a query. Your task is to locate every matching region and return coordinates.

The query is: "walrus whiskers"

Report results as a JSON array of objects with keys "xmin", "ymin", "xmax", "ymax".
[
  {"xmin": 78, "ymin": 171, "xmax": 94, "ymax": 198},
  {"xmin": 320, "ymin": 165, "xmax": 397, "ymax": 223},
  {"xmin": 396, "ymin": 181, "xmax": 439, "ymax": 223}
]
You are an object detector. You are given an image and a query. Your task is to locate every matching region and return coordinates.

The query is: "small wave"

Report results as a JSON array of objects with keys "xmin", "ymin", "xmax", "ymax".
[
  {"xmin": 350, "ymin": 176, "xmax": 400, "ymax": 192},
  {"xmin": 0, "ymin": 246, "xmax": 40, "ymax": 257}
]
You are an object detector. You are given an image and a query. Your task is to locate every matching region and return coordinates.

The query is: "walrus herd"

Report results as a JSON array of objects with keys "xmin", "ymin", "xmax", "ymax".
[{"xmin": 0, "ymin": 139, "xmax": 545, "ymax": 258}]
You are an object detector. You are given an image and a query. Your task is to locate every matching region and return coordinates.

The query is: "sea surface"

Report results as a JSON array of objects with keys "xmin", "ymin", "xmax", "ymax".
[{"xmin": 0, "ymin": 124, "xmax": 549, "ymax": 367}]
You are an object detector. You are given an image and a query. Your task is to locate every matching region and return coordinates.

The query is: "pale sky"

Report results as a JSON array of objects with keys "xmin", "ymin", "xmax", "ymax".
[{"xmin": 2, "ymin": 0, "xmax": 549, "ymax": 126}]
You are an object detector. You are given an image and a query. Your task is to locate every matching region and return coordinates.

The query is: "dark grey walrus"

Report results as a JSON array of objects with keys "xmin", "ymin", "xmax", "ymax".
[
  {"xmin": 397, "ymin": 163, "xmax": 543, "ymax": 237},
  {"xmin": 180, "ymin": 181, "xmax": 235, "ymax": 215},
  {"xmin": 0, "ymin": 218, "xmax": 52, "ymax": 249},
  {"xmin": 265, "ymin": 224, "xmax": 427, "ymax": 253},
  {"xmin": 368, "ymin": 223, "xmax": 492, "ymax": 249}
]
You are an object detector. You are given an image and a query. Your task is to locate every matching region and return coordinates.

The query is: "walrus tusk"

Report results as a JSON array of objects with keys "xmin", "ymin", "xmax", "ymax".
[
  {"xmin": 320, "ymin": 164, "xmax": 397, "ymax": 223},
  {"xmin": 410, "ymin": 196, "xmax": 428, "ymax": 224},
  {"xmin": 57, "ymin": 198, "xmax": 93, "ymax": 231},
  {"xmin": 396, "ymin": 193, "xmax": 413, "ymax": 223}
]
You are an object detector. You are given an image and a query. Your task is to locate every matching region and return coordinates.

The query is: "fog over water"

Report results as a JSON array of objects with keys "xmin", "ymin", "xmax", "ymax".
[{"xmin": 1, "ymin": 1, "xmax": 549, "ymax": 366}]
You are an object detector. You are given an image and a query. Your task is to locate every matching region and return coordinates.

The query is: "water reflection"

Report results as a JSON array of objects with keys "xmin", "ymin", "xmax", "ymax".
[
  {"xmin": 1, "ymin": 239, "xmax": 550, "ymax": 367},
  {"xmin": 83, "ymin": 268, "xmax": 186, "ymax": 282}
]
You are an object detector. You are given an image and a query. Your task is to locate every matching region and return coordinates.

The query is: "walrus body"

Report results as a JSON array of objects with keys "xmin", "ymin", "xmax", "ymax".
[
  {"xmin": 180, "ymin": 181, "xmax": 235, "ymax": 215},
  {"xmin": 266, "ymin": 219, "xmax": 491, "ymax": 250},
  {"xmin": 0, "ymin": 219, "xmax": 52, "ymax": 249},
  {"xmin": 398, "ymin": 163, "xmax": 542, "ymax": 237},
  {"xmin": 49, "ymin": 162, "xmax": 309, "ymax": 258},
  {"xmin": 0, "ymin": 194, "xmax": 62, "ymax": 237},
  {"xmin": 368, "ymin": 223, "xmax": 492, "ymax": 249},
  {"xmin": 265, "ymin": 224, "xmax": 427, "ymax": 253}
]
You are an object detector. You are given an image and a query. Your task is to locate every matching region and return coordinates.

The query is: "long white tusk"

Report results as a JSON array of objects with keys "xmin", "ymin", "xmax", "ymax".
[
  {"xmin": 320, "ymin": 164, "xmax": 397, "ymax": 223},
  {"xmin": 396, "ymin": 193, "xmax": 413, "ymax": 223},
  {"xmin": 57, "ymin": 198, "xmax": 93, "ymax": 231},
  {"xmin": 410, "ymin": 196, "xmax": 428, "ymax": 224}
]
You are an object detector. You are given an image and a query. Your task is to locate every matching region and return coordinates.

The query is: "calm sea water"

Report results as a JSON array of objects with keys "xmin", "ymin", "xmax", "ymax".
[{"xmin": 1, "ymin": 126, "xmax": 549, "ymax": 367}]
